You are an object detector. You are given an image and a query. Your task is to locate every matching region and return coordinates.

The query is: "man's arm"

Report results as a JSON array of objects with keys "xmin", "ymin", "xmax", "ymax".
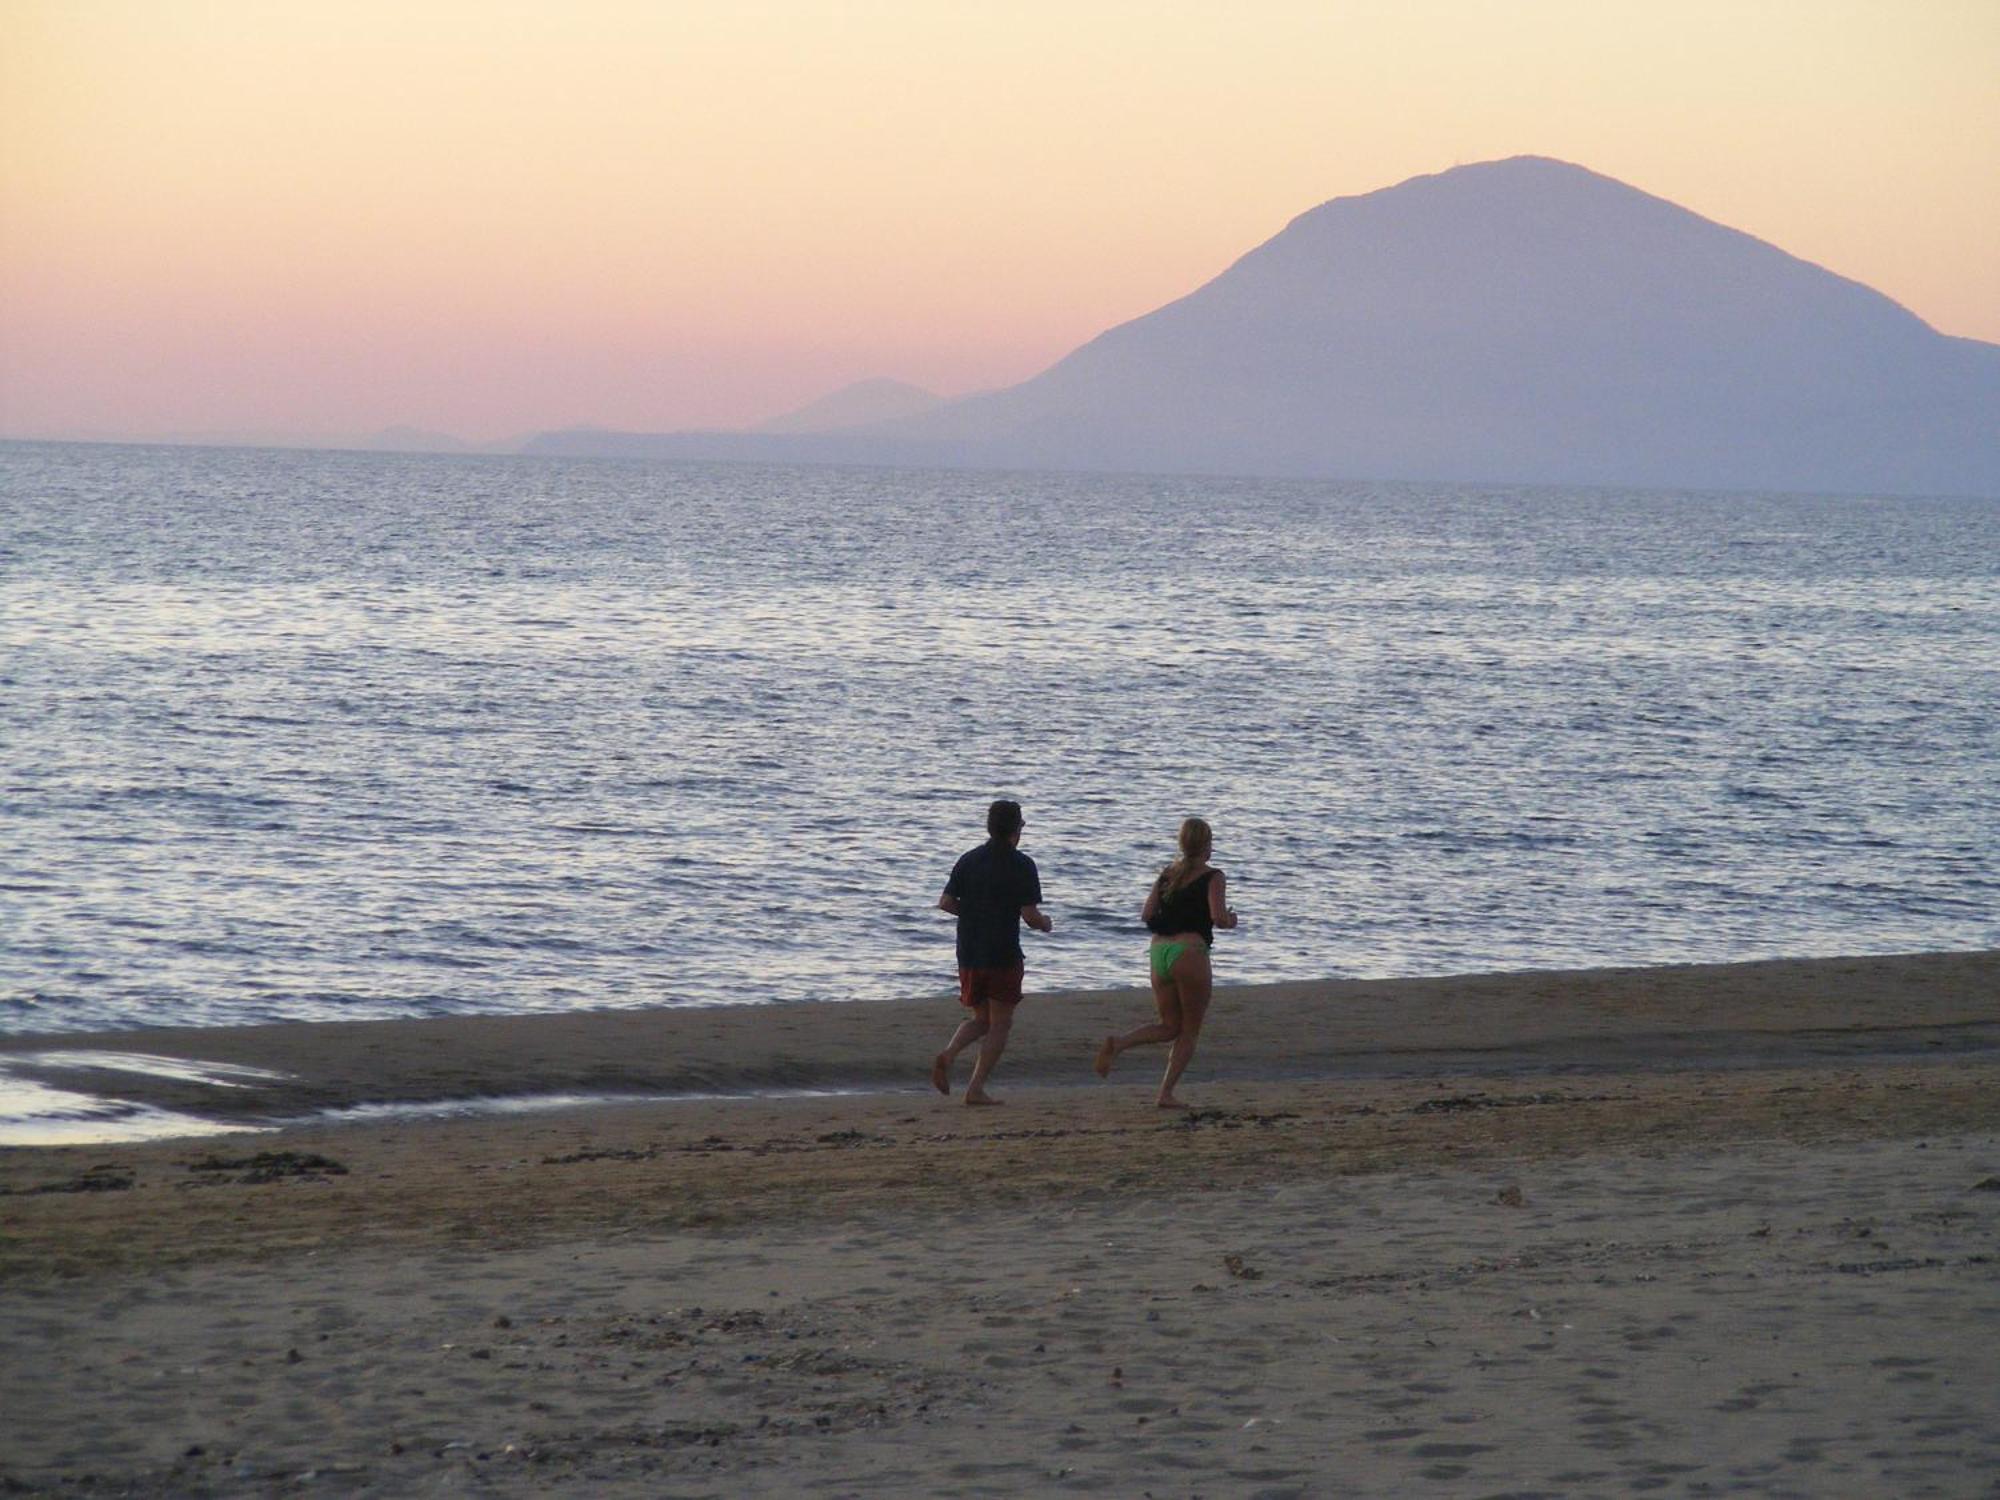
[
  {"xmin": 1020, "ymin": 858, "xmax": 1050, "ymax": 932},
  {"xmin": 938, "ymin": 892, "xmax": 961, "ymax": 915}
]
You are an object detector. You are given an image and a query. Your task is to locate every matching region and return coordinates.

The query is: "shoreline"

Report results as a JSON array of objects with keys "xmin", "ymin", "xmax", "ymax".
[{"xmin": 2, "ymin": 950, "xmax": 1994, "ymax": 1143}]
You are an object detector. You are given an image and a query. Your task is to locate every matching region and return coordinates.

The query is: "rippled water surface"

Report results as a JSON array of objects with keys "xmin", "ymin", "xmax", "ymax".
[{"xmin": 2, "ymin": 441, "xmax": 1994, "ymax": 1033}]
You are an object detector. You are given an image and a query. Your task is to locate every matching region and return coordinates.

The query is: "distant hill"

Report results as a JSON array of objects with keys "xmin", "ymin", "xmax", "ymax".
[
  {"xmin": 526, "ymin": 158, "xmax": 1999, "ymax": 497},
  {"xmin": 359, "ymin": 425, "xmax": 476, "ymax": 454},
  {"xmin": 752, "ymin": 378, "xmax": 941, "ymax": 433},
  {"xmin": 7, "ymin": 425, "xmax": 509, "ymax": 456}
]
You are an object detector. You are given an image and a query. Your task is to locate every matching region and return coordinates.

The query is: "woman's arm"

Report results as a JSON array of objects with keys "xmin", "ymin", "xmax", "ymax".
[
  {"xmin": 1141, "ymin": 876, "xmax": 1162, "ymax": 924},
  {"xmin": 1208, "ymin": 870, "xmax": 1237, "ymax": 929}
]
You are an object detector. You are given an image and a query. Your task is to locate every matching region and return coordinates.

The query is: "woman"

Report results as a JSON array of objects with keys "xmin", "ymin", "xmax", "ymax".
[{"xmin": 1094, "ymin": 816, "xmax": 1237, "ymax": 1108}]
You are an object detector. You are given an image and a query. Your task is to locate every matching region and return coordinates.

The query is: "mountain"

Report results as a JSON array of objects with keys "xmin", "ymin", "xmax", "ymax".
[
  {"xmin": 527, "ymin": 158, "xmax": 2000, "ymax": 496},
  {"xmin": 752, "ymin": 378, "xmax": 941, "ymax": 433}
]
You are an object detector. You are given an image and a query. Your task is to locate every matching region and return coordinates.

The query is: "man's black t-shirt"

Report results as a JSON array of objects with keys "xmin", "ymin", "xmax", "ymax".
[{"xmin": 945, "ymin": 839, "xmax": 1043, "ymax": 969}]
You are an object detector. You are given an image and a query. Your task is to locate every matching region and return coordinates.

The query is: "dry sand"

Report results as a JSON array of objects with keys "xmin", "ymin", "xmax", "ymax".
[{"xmin": 2, "ymin": 952, "xmax": 1997, "ymax": 1496}]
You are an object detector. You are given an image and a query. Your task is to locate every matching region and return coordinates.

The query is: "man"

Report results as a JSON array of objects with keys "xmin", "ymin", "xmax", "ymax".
[{"xmin": 931, "ymin": 798, "xmax": 1052, "ymax": 1106}]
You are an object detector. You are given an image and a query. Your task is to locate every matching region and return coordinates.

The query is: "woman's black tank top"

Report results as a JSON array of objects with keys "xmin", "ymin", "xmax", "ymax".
[{"xmin": 1147, "ymin": 868, "xmax": 1216, "ymax": 946}]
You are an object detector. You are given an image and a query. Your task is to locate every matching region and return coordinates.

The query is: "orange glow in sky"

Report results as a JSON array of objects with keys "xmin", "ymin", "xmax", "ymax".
[{"xmin": 3, "ymin": 1, "xmax": 1997, "ymax": 442}]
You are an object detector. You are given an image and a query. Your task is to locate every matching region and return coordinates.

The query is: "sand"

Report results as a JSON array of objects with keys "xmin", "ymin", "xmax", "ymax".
[{"xmin": 2, "ymin": 951, "xmax": 1997, "ymax": 1496}]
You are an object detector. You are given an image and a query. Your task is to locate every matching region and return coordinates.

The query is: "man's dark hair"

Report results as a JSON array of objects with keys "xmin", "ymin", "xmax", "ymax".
[{"xmin": 987, "ymin": 799, "xmax": 1024, "ymax": 840}]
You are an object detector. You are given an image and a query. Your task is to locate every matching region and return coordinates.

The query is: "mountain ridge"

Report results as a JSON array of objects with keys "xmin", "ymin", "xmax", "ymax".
[
  {"xmin": 527, "ymin": 158, "xmax": 1998, "ymax": 497},
  {"xmin": 752, "ymin": 377, "xmax": 942, "ymax": 434}
]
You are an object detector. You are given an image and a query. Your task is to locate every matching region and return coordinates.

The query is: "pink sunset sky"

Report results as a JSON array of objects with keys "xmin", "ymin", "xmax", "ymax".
[{"xmin": 3, "ymin": 0, "xmax": 1997, "ymax": 446}]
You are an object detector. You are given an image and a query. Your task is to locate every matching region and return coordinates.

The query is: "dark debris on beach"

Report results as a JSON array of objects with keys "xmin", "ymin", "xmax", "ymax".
[
  {"xmin": 0, "ymin": 1163, "xmax": 134, "ymax": 1196},
  {"xmin": 1161, "ymin": 1109, "xmax": 1301, "ymax": 1132},
  {"xmin": 542, "ymin": 1146, "xmax": 662, "ymax": 1166},
  {"xmin": 1410, "ymin": 1091, "xmax": 1608, "ymax": 1115},
  {"xmin": 184, "ymin": 1151, "xmax": 349, "ymax": 1184}
]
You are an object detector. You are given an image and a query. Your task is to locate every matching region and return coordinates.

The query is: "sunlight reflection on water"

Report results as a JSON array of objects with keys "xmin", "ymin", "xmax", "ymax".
[{"xmin": 2, "ymin": 443, "xmax": 1995, "ymax": 1033}]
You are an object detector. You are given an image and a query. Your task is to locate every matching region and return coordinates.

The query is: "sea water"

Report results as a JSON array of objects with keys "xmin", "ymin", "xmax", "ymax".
[{"xmin": 2, "ymin": 441, "xmax": 1994, "ymax": 1034}]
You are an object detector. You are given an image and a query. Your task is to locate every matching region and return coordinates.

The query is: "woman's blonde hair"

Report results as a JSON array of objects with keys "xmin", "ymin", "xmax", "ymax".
[{"xmin": 1157, "ymin": 816, "xmax": 1213, "ymax": 897}]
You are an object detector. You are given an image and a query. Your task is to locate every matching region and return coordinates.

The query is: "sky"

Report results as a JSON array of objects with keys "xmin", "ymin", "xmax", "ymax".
[{"xmin": 3, "ymin": 0, "xmax": 1997, "ymax": 445}]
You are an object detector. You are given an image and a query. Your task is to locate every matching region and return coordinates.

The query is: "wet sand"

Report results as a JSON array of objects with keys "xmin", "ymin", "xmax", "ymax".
[
  {"xmin": 1, "ymin": 950, "xmax": 1994, "ymax": 1128},
  {"xmin": 2, "ymin": 952, "xmax": 1997, "ymax": 1496}
]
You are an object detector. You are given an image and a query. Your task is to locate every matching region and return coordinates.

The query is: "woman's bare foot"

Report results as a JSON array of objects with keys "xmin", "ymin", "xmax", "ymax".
[
  {"xmin": 1156, "ymin": 1095, "xmax": 1191, "ymax": 1110},
  {"xmin": 962, "ymin": 1090, "xmax": 1003, "ymax": 1107},
  {"xmin": 1093, "ymin": 1035, "xmax": 1117, "ymax": 1079},
  {"xmin": 930, "ymin": 1053, "xmax": 951, "ymax": 1095}
]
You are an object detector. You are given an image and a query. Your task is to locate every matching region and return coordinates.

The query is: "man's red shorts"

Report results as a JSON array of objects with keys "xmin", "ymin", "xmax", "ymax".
[{"xmin": 958, "ymin": 963, "xmax": 1024, "ymax": 1008}]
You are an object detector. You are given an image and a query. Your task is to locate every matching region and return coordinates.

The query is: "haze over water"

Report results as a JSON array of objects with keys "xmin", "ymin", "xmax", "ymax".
[{"xmin": 2, "ymin": 441, "xmax": 1994, "ymax": 1035}]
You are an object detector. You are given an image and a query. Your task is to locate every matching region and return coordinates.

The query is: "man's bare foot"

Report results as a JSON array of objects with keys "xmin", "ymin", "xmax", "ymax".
[
  {"xmin": 1156, "ymin": 1095, "xmax": 1191, "ymax": 1110},
  {"xmin": 931, "ymin": 1053, "xmax": 951, "ymax": 1095},
  {"xmin": 962, "ymin": 1090, "xmax": 1003, "ymax": 1107},
  {"xmin": 1093, "ymin": 1035, "xmax": 1117, "ymax": 1079}
]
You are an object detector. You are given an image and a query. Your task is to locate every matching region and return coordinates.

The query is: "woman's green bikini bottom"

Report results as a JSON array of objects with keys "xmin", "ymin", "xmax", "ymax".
[{"xmin": 1149, "ymin": 938, "xmax": 1207, "ymax": 982}]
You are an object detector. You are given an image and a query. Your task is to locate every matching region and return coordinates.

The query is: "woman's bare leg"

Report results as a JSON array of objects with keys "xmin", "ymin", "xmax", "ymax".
[
  {"xmin": 1156, "ymin": 950, "xmax": 1212, "ymax": 1109},
  {"xmin": 934, "ymin": 1009, "xmax": 990, "ymax": 1094},
  {"xmin": 1097, "ymin": 972, "xmax": 1182, "ymax": 1078},
  {"xmin": 962, "ymin": 1000, "xmax": 1016, "ymax": 1105}
]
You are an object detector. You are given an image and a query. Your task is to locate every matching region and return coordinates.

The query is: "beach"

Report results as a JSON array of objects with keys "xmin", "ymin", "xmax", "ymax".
[{"xmin": 3, "ymin": 952, "xmax": 1998, "ymax": 1496}]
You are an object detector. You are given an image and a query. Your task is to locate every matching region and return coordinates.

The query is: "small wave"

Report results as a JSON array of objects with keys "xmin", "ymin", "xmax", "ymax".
[
  {"xmin": 149, "ymin": 938, "xmax": 265, "ymax": 958},
  {"xmin": 0, "ymin": 1082, "xmax": 262, "ymax": 1147},
  {"xmin": 109, "ymin": 786, "xmax": 292, "ymax": 809},
  {"xmin": 0, "ymin": 1055, "xmax": 289, "ymax": 1146},
  {"xmin": 301, "ymin": 1084, "xmax": 894, "ymax": 1130},
  {"xmin": 4, "ymin": 1051, "xmax": 291, "ymax": 1087},
  {"xmin": 382, "ymin": 948, "xmax": 492, "ymax": 969},
  {"xmin": 1724, "ymin": 785, "xmax": 1803, "ymax": 807}
]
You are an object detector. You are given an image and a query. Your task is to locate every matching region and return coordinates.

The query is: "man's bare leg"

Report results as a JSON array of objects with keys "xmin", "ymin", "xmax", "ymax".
[
  {"xmin": 934, "ymin": 1012, "xmax": 989, "ymax": 1095},
  {"xmin": 962, "ymin": 1000, "xmax": 1016, "ymax": 1105}
]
